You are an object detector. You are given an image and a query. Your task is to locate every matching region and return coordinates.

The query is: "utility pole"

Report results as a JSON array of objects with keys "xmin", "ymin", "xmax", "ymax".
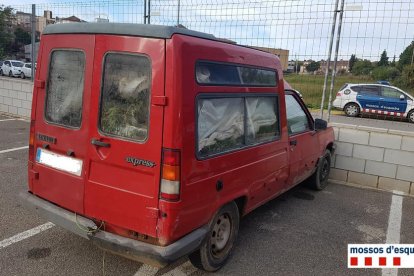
[{"xmin": 319, "ymin": 0, "xmax": 340, "ymax": 119}]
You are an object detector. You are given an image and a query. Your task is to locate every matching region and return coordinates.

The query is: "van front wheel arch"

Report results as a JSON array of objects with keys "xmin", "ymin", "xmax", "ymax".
[
  {"xmin": 307, "ymin": 149, "xmax": 332, "ymax": 191},
  {"xmin": 189, "ymin": 201, "xmax": 240, "ymax": 272}
]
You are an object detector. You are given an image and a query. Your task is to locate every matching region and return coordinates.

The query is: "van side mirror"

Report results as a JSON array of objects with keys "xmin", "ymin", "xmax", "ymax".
[
  {"xmin": 314, "ymin": 119, "xmax": 327, "ymax": 131},
  {"xmin": 400, "ymin": 95, "xmax": 405, "ymax": 101}
]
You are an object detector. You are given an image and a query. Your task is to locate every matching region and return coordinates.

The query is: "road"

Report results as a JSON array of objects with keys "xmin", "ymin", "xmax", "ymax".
[{"xmin": 0, "ymin": 113, "xmax": 414, "ymax": 275}]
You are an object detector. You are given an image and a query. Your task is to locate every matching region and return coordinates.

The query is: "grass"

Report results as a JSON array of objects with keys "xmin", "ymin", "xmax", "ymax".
[{"xmin": 284, "ymin": 74, "xmax": 371, "ymax": 109}]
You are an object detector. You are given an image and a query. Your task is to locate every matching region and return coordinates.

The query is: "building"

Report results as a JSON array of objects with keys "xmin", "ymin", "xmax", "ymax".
[
  {"xmin": 252, "ymin": 47, "xmax": 289, "ymax": 71},
  {"xmin": 24, "ymin": 42, "xmax": 40, "ymax": 61},
  {"xmin": 320, "ymin": 59, "xmax": 349, "ymax": 73},
  {"xmin": 95, "ymin": 17, "xmax": 109, "ymax": 23},
  {"xmin": 56, "ymin": 15, "xmax": 85, "ymax": 24},
  {"xmin": 36, "ymin": 10, "xmax": 55, "ymax": 33},
  {"xmin": 15, "ymin": 11, "xmax": 32, "ymax": 31}
]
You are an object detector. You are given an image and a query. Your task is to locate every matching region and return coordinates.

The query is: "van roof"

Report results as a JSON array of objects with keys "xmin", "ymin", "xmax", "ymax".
[{"xmin": 43, "ymin": 23, "xmax": 217, "ymax": 41}]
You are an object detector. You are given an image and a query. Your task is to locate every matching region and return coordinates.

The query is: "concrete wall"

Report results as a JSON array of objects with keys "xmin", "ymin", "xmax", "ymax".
[
  {"xmin": 0, "ymin": 78, "xmax": 33, "ymax": 118},
  {"xmin": 330, "ymin": 123, "xmax": 414, "ymax": 196}
]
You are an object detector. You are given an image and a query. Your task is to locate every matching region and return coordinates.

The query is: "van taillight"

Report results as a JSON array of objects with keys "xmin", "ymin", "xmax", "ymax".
[
  {"xmin": 28, "ymin": 120, "xmax": 35, "ymax": 161},
  {"xmin": 160, "ymin": 148, "xmax": 181, "ymax": 201},
  {"xmin": 336, "ymin": 92, "xmax": 341, "ymax": 97}
]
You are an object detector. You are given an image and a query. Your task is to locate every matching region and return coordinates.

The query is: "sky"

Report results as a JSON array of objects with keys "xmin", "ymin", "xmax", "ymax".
[{"xmin": 3, "ymin": 0, "xmax": 414, "ymax": 61}]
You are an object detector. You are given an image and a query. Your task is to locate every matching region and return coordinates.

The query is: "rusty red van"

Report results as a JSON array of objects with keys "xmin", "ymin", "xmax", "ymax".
[{"xmin": 21, "ymin": 23, "xmax": 335, "ymax": 271}]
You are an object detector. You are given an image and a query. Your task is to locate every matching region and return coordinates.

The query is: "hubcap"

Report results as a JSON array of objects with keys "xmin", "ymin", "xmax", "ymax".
[
  {"xmin": 211, "ymin": 214, "xmax": 231, "ymax": 257},
  {"xmin": 410, "ymin": 112, "xmax": 414, "ymax": 122},
  {"xmin": 346, "ymin": 105, "xmax": 357, "ymax": 115}
]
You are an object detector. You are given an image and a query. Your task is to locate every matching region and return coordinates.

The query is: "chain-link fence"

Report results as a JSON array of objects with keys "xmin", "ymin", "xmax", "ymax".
[{"xmin": 1, "ymin": 0, "xmax": 413, "ymax": 116}]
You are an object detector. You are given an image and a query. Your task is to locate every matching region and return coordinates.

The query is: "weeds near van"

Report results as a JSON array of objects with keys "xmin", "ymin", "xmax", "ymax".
[{"xmin": 100, "ymin": 89, "xmax": 149, "ymax": 140}]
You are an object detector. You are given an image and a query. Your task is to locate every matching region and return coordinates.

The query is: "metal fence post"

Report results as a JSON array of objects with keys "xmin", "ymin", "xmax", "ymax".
[
  {"xmin": 319, "ymin": 0, "xmax": 340, "ymax": 119},
  {"xmin": 327, "ymin": 0, "xmax": 345, "ymax": 121},
  {"xmin": 144, "ymin": 0, "xmax": 147, "ymax": 24},
  {"xmin": 148, "ymin": 0, "xmax": 151, "ymax": 24},
  {"xmin": 31, "ymin": 4, "xmax": 36, "ymax": 82},
  {"xmin": 177, "ymin": 0, "xmax": 181, "ymax": 26}
]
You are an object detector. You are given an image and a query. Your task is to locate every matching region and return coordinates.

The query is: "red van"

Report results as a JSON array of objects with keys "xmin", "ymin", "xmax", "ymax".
[{"xmin": 21, "ymin": 23, "xmax": 335, "ymax": 271}]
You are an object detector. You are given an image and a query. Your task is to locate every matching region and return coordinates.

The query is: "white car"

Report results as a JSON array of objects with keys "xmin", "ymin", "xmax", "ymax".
[
  {"xmin": 332, "ymin": 83, "xmax": 414, "ymax": 123},
  {"xmin": 0, "ymin": 60, "xmax": 24, "ymax": 77},
  {"xmin": 21, "ymin": 63, "xmax": 35, "ymax": 79}
]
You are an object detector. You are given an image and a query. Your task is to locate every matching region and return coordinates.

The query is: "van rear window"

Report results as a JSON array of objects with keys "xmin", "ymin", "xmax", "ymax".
[
  {"xmin": 45, "ymin": 50, "xmax": 85, "ymax": 128},
  {"xmin": 196, "ymin": 62, "xmax": 277, "ymax": 87},
  {"xmin": 99, "ymin": 53, "xmax": 151, "ymax": 142}
]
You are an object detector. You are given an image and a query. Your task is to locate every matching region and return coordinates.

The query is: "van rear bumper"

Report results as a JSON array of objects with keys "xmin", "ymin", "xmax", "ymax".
[{"xmin": 19, "ymin": 191, "xmax": 208, "ymax": 267}]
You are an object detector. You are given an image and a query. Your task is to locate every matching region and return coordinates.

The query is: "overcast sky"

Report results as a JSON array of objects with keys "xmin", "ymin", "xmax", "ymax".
[{"xmin": 3, "ymin": 0, "xmax": 414, "ymax": 61}]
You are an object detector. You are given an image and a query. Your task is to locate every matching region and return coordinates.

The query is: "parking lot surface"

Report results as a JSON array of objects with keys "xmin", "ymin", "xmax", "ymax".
[{"xmin": 0, "ymin": 114, "xmax": 413, "ymax": 276}]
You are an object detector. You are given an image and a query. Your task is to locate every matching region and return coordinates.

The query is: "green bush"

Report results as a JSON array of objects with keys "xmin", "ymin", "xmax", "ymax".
[{"xmin": 371, "ymin": 66, "xmax": 400, "ymax": 81}]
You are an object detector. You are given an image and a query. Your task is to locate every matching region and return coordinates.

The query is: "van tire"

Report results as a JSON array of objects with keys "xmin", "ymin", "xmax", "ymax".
[
  {"xmin": 408, "ymin": 110, "xmax": 414, "ymax": 124},
  {"xmin": 308, "ymin": 150, "xmax": 331, "ymax": 191},
  {"xmin": 189, "ymin": 201, "xmax": 240, "ymax": 272},
  {"xmin": 344, "ymin": 103, "xmax": 360, "ymax": 117}
]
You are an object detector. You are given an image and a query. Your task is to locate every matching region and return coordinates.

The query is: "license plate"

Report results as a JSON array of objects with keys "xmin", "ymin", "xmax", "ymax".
[{"xmin": 36, "ymin": 148, "xmax": 83, "ymax": 176}]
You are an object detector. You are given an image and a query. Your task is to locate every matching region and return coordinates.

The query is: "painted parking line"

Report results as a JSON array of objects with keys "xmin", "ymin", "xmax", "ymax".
[
  {"xmin": 382, "ymin": 191, "xmax": 403, "ymax": 276},
  {"xmin": 133, "ymin": 264, "xmax": 159, "ymax": 276},
  {"xmin": 0, "ymin": 222, "xmax": 55, "ymax": 249},
  {"xmin": 162, "ymin": 261, "xmax": 198, "ymax": 276},
  {"xmin": 133, "ymin": 261, "xmax": 198, "ymax": 276},
  {"xmin": 0, "ymin": 118, "xmax": 29, "ymax": 122},
  {"xmin": 0, "ymin": 146, "xmax": 29, "ymax": 154}
]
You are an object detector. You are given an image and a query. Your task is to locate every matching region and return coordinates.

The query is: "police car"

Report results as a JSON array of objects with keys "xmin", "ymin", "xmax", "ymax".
[{"xmin": 332, "ymin": 83, "xmax": 414, "ymax": 123}]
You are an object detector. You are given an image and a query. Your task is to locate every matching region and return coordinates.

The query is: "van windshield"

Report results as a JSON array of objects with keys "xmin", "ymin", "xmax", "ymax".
[{"xmin": 12, "ymin": 61, "xmax": 23, "ymax": 67}]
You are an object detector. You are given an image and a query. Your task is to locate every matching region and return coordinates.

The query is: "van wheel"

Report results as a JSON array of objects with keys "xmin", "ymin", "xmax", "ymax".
[
  {"xmin": 189, "ymin": 202, "xmax": 240, "ymax": 272},
  {"xmin": 344, "ymin": 103, "xmax": 360, "ymax": 117},
  {"xmin": 21, "ymin": 72, "xmax": 25, "ymax": 79},
  {"xmin": 408, "ymin": 110, "xmax": 414, "ymax": 124},
  {"xmin": 8, "ymin": 70, "xmax": 12, "ymax": 77},
  {"xmin": 308, "ymin": 150, "xmax": 331, "ymax": 191},
  {"xmin": 0, "ymin": 69, "xmax": 3, "ymax": 76}
]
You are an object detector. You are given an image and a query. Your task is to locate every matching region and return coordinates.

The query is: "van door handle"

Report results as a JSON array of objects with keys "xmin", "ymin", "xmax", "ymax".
[
  {"xmin": 289, "ymin": 140, "xmax": 297, "ymax": 146},
  {"xmin": 91, "ymin": 139, "xmax": 110, "ymax": 148}
]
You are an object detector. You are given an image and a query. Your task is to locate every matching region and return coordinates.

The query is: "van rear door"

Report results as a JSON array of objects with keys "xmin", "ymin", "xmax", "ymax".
[
  {"xmin": 84, "ymin": 35, "xmax": 165, "ymax": 237},
  {"xmin": 31, "ymin": 35, "xmax": 95, "ymax": 214}
]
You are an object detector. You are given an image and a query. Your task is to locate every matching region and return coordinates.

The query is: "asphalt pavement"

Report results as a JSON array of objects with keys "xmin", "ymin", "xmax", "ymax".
[{"xmin": 0, "ymin": 113, "xmax": 414, "ymax": 276}]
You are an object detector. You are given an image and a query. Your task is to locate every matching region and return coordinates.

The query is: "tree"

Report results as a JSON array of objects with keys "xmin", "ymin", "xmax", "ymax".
[
  {"xmin": 398, "ymin": 41, "xmax": 414, "ymax": 69},
  {"xmin": 349, "ymin": 54, "xmax": 357, "ymax": 72},
  {"xmin": 14, "ymin": 27, "xmax": 31, "ymax": 45},
  {"xmin": 0, "ymin": 6, "xmax": 14, "ymax": 59},
  {"xmin": 306, "ymin": 61, "xmax": 320, "ymax": 73},
  {"xmin": 378, "ymin": 50, "xmax": 389, "ymax": 67},
  {"xmin": 394, "ymin": 64, "xmax": 414, "ymax": 90},
  {"xmin": 390, "ymin": 55, "xmax": 396, "ymax": 67},
  {"xmin": 352, "ymin": 59, "xmax": 373, "ymax": 76}
]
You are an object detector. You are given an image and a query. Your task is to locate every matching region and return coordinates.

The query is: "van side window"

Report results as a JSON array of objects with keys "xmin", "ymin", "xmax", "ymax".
[
  {"xmin": 99, "ymin": 53, "xmax": 151, "ymax": 142},
  {"xmin": 45, "ymin": 50, "xmax": 85, "ymax": 128},
  {"xmin": 198, "ymin": 98, "xmax": 245, "ymax": 156},
  {"xmin": 246, "ymin": 97, "xmax": 279, "ymax": 144},
  {"xmin": 285, "ymin": 94, "xmax": 310, "ymax": 135},
  {"xmin": 196, "ymin": 62, "xmax": 277, "ymax": 87},
  {"xmin": 198, "ymin": 96, "xmax": 279, "ymax": 158}
]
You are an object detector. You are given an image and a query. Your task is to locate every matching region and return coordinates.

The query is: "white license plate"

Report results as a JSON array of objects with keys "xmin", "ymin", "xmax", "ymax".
[{"xmin": 36, "ymin": 148, "xmax": 83, "ymax": 176}]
